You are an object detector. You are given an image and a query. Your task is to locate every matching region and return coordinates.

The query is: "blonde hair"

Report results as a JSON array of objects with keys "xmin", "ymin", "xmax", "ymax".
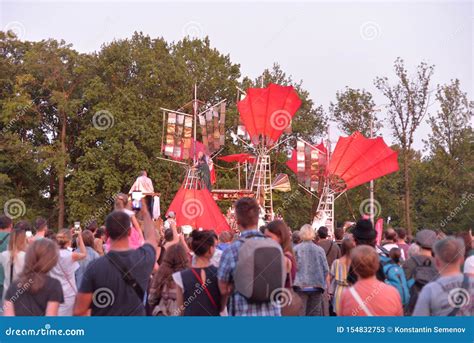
[{"xmin": 300, "ymin": 224, "xmax": 315, "ymax": 241}]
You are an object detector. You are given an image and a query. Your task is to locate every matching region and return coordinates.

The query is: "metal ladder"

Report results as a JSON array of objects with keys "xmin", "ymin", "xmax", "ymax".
[
  {"xmin": 183, "ymin": 167, "xmax": 201, "ymax": 190},
  {"xmin": 316, "ymin": 184, "xmax": 335, "ymax": 236},
  {"xmin": 251, "ymin": 154, "xmax": 273, "ymax": 219}
]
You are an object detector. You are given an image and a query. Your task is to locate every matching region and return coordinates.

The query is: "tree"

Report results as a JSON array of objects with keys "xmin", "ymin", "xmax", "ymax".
[
  {"xmin": 418, "ymin": 79, "xmax": 474, "ymax": 232},
  {"xmin": 374, "ymin": 58, "xmax": 434, "ymax": 236},
  {"xmin": 329, "ymin": 87, "xmax": 381, "ymax": 137}
]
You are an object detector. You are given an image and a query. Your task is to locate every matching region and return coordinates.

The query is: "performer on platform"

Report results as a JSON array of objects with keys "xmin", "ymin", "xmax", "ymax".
[
  {"xmin": 129, "ymin": 170, "xmax": 154, "ymax": 215},
  {"xmin": 195, "ymin": 152, "xmax": 212, "ymax": 191}
]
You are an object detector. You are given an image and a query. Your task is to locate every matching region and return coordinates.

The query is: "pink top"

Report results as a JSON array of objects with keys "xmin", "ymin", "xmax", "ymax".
[
  {"xmin": 105, "ymin": 209, "xmax": 144, "ymax": 252},
  {"xmin": 339, "ymin": 278, "xmax": 403, "ymax": 316}
]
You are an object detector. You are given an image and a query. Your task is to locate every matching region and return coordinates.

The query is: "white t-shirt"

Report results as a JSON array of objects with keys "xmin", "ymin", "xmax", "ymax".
[
  {"xmin": 383, "ymin": 243, "xmax": 406, "ymax": 260},
  {"xmin": 0, "ymin": 250, "xmax": 26, "ymax": 299},
  {"xmin": 49, "ymin": 249, "xmax": 80, "ymax": 298}
]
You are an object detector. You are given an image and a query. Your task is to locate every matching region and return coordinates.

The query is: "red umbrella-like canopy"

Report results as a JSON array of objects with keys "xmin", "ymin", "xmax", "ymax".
[
  {"xmin": 167, "ymin": 187, "xmax": 230, "ymax": 234},
  {"xmin": 218, "ymin": 153, "xmax": 256, "ymax": 164},
  {"xmin": 327, "ymin": 132, "xmax": 399, "ymax": 191},
  {"xmin": 237, "ymin": 83, "xmax": 302, "ymax": 146}
]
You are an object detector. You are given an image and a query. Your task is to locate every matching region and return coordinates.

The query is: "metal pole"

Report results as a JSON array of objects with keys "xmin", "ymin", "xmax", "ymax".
[
  {"xmin": 193, "ymin": 84, "xmax": 197, "ymax": 165},
  {"xmin": 369, "ymin": 110, "xmax": 375, "ymax": 225},
  {"xmin": 238, "ymin": 162, "xmax": 241, "ymax": 190}
]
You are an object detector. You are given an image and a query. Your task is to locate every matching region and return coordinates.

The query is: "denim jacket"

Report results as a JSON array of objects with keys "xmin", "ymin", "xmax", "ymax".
[{"xmin": 293, "ymin": 241, "xmax": 329, "ymax": 289}]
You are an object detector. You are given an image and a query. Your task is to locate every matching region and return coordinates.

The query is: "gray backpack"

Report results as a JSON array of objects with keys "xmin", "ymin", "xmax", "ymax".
[{"xmin": 234, "ymin": 235, "xmax": 285, "ymax": 302}]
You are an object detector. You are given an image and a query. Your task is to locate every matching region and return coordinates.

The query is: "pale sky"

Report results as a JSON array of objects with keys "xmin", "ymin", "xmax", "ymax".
[{"xmin": 1, "ymin": 0, "xmax": 473, "ymax": 151}]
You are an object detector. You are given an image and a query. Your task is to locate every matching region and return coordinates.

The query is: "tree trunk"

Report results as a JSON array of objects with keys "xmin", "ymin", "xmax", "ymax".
[
  {"xmin": 57, "ymin": 113, "xmax": 67, "ymax": 230},
  {"xmin": 403, "ymin": 151, "xmax": 412, "ymax": 237}
]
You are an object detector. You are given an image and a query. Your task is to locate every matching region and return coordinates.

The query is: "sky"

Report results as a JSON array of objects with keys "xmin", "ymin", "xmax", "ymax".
[{"xmin": 1, "ymin": 0, "xmax": 473, "ymax": 151}]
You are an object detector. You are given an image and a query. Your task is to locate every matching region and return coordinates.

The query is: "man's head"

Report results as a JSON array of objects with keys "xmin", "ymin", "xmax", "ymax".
[
  {"xmin": 292, "ymin": 230, "xmax": 301, "ymax": 245},
  {"xmin": 105, "ymin": 211, "xmax": 131, "ymax": 241},
  {"xmin": 0, "ymin": 215, "xmax": 13, "ymax": 231},
  {"xmin": 415, "ymin": 229, "xmax": 437, "ymax": 250},
  {"xmin": 218, "ymin": 231, "xmax": 232, "ymax": 243},
  {"xmin": 433, "ymin": 237, "xmax": 465, "ymax": 272},
  {"xmin": 86, "ymin": 220, "xmax": 98, "ymax": 233},
  {"xmin": 351, "ymin": 219, "xmax": 376, "ymax": 247},
  {"xmin": 351, "ymin": 245, "xmax": 379, "ymax": 279},
  {"xmin": 35, "ymin": 217, "xmax": 48, "ymax": 233},
  {"xmin": 395, "ymin": 227, "xmax": 407, "ymax": 241},
  {"xmin": 140, "ymin": 170, "xmax": 147, "ymax": 177},
  {"xmin": 234, "ymin": 197, "xmax": 259, "ymax": 230},
  {"xmin": 317, "ymin": 226, "xmax": 329, "ymax": 239},
  {"xmin": 167, "ymin": 211, "xmax": 176, "ymax": 219},
  {"xmin": 385, "ymin": 228, "xmax": 397, "ymax": 243},
  {"xmin": 334, "ymin": 227, "xmax": 344, "ymax": 241}
]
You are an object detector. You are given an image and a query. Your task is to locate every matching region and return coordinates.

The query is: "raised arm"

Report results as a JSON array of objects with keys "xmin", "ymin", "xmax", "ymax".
[
  {"xmin": 72, "ymin": 229, "xmax": 87, "ymax": 262},
  {"xmin": 141, "ymin": 198, "xmax": 157, "ymax": 249}
]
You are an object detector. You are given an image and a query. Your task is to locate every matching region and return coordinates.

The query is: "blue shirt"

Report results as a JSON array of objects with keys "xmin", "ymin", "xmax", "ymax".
[
  {"xmin": 217, "ymin": 229, "xmax": 281, "ymax": 316},
  {"xmin": 293, "ymin": 241, "xmax": 329, "ymax": 289}
]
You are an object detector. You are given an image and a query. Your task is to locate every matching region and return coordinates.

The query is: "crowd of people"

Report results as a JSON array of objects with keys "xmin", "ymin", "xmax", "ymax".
[{"xmin": 0, "ymin": 196, "xmax": 472, "ymax": 317}]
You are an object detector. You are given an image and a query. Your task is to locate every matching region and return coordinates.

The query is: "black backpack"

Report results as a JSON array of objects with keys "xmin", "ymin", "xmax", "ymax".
[{"xmin": 405, "ymin": 256, "xmax": 439, "ymax": 314}]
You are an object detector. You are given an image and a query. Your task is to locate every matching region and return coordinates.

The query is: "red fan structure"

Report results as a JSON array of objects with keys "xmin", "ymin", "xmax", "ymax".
[
  {"xmin": 236, "ymin": 83, "xmax": 302, "ymax": 217},
  {"xmin": 238, "ymin": 83, "xmax": 302, "ymax": 146},
  {"xmin": 287, "ymin": 131, "xmax": 399, "ymax": 235}
]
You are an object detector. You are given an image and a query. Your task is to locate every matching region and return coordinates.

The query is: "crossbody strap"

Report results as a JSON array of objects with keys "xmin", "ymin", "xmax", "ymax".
[
  {"xmin": 106, "ymin": 252, "xmax": 144, "ymax": 302},
  {"xmin": 447, "ymin": 274, "xmax": 470, "ymax": 317},
  {"xmin": 326, "ymin": 241, "xmax": 334, "ymax": 257},
  {"xmin": 58, "ymin": 261, "xmax": 77, "ymax": 293},
  {"xmin": 0, "ymin": 233, "xmax": 10, "ymax": 246},
  {"xmin": 349, "ymin": 286, "xmax": 373, "ymax": 316},
  {"xmin": 190, "ymin": 268, "xmax": 218, "ymax": 309}
]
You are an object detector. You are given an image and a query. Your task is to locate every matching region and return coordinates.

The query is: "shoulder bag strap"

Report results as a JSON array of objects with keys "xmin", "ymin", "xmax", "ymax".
[
  {"xmin": 447, "ymin": 274, "xmax": 470, "ymax": 317},
  {"xmin": 0, "ymin": 233, "xmax": 10, "ymax": 246},
  {"xmin": 349, "ymin": 286, "xmax": 373, "ymax": 316},
  {"xmin": 191, "ymin": 268, "xmax": 218, "ymax": 309},
  {"xmin": 106, "ymin": 252, "xmax": 144, "ymax": 302},
  {"xmin": 326, "ymin": 241, "xmax": 334, "ymax": 257},
  {"xmin": 58, "ymin": 260, "xmax": 77, "ymax": 293}
]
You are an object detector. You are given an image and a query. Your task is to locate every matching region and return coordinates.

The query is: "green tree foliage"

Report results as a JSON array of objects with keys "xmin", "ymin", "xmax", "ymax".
[
  {"xmin": 0, "ymin": 33, "xmax": 472, "ymax": 233},
  {"xmin": 329, "ymin": 87, "xmax": 381, "ymax": 137},
  {"xmin": 375, "ymin": 58, "xmax": 434, "ymax": 236}
]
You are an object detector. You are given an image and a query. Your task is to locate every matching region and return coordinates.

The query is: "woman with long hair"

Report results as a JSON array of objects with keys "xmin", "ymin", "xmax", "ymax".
[
  {"xmin": 49, "ymin": 228, "xmax": 86, "ymax": 316},
  {"xmin": 327, "ymin": 236, "xmax": 355, "ymax": 315},
  {"xmin": 174, "ymin": 230, "xmax": 221, "ymax": 316},
  {"xmin": 148, "ymin": 243, "xmax": 189, "ymax": 316},
  {"xmin": 0, "ymin": 221, "xmax": 28, "ymax": 300},
  {"xmin": 4, "ymin": 239, "xmax": 64, "ymax": 316},
  {"xmin": 264, "ymin": 220, "xmax": 296, "ymax": 288}
]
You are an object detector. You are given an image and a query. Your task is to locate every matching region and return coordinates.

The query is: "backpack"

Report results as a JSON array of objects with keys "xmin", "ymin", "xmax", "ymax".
[
  {"xmin": 234, "ymin": 234, "xmax": 284, "ymax": 303},
  {"xmin": 378, "ymin": 246, "xmax": 410, "ymax": 306},
  {"xmin": 405, "ymin": 256, "xmax": 439, "ymax": 314}
]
